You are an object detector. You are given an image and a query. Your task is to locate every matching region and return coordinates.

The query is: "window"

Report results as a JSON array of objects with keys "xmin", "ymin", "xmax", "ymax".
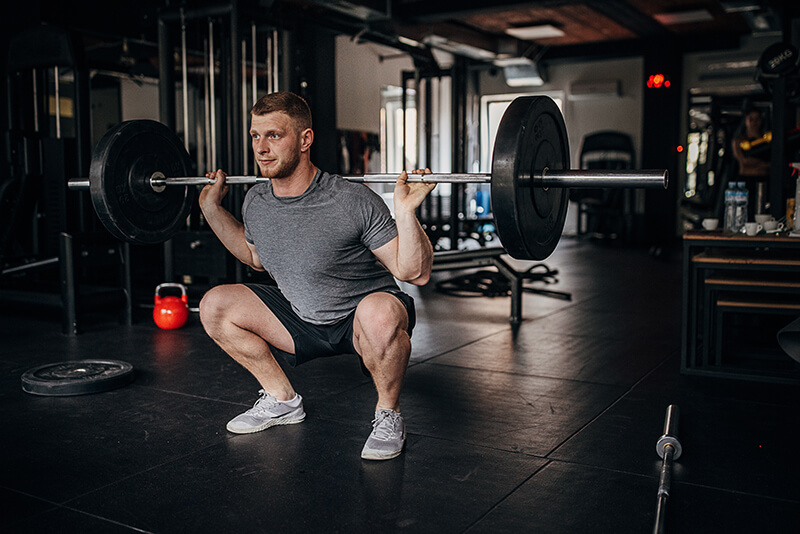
[
  {"xmin": 480, "ymin": 93, "xmax": 564, "ymax": 173},
  {"xmin": 380, "ymin": 85, "xmax": 417, "ymax": 173}
]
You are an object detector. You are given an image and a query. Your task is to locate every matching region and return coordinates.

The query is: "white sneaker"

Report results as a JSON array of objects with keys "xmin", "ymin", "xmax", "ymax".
[
  {"xmin": 361, "ymin": 409, "xmax": 406, "ymax": 460},
  {"xmin": 226, "ymin": 390, "xmax": 305, "ymax": 434}
]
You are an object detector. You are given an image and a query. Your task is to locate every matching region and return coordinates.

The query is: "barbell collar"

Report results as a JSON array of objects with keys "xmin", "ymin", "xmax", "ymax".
[
  {"xmin": 68, "ymin": 178, "xmax": 91, "ymax": 190},
  {"xmin": 656, "ymin": 404, "xmax": 682, "ymax": 460}
]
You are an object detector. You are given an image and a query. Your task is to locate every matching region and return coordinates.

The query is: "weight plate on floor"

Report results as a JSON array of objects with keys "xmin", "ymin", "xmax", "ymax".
[
  {"xmin": 491, "ymin": 96, "xmax": 569, "ymax": 260},
  {"xmin": 89, "ymin": 120, "xmax": 195, "ymax": 244},
  {"xmin": 21, "ymin": 360, "xmax": 134, "ymax": 396}
]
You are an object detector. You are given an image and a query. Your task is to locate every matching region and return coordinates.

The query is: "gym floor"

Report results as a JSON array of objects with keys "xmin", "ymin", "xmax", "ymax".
[{"xmin": 2, "ymin": 237, "xmax": 799, "ymax": 533}]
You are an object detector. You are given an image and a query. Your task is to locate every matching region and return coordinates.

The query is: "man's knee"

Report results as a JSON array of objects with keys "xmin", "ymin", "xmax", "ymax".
[
  {"xmin": 354, "ymin": 294, "xmax": 409, "ymax": 352},
  {"xmin": 199, "ymin": 285, "xmax": 240, "ymax": 334},
  {"xmin": 200, "ymin": 285, "xmax": 295, "ymax": 354}
]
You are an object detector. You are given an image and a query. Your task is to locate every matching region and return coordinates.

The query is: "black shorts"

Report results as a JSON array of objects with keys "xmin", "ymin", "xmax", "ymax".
[{"xmin": 244, "ymin": 283, "xmax": 416, "ymax": 368}]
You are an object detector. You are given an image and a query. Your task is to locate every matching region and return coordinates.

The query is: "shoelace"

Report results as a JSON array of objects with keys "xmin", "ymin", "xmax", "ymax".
[
  {"xmin": 371, "ymin": 410, "xmax": 401, "ymax": 441},
  {"xmin": 247, "ymin": 390, "xmax": 279, "ymax": 415}
]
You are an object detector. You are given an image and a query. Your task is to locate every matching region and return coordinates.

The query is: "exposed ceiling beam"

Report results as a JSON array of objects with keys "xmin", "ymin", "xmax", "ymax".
[
  {"xmin": 583, "ymin": 0, "xmax": 669, "ymax": 37},
  {"xmin": 395, "ymin": 21, "xmax": 523, "ymax": 58},
  {"xmin": 393, "ymin": 0, "xmax": 570, "ymax": 23},
  {"xmin": 543, "ymin": 29, "xmax": 744, "ymax": 61},
  {"xmin": 390, "ymin": 0, "xmax": 670, "ymax": 55}
]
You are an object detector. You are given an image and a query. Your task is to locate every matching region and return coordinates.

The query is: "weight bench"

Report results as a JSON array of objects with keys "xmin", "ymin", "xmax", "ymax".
[{"xmin": 431, "ymin": 247, "xmax": 571, "ymax": 324}]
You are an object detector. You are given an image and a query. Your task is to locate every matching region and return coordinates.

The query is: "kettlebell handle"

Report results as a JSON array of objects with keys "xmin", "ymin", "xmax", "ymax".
[{"xmin": 155, "ymin": 283, "xmax": 188, "ymax": 304}]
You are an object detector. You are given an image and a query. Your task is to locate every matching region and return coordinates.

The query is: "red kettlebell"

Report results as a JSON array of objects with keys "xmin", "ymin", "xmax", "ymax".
[{"xmin": 153, "ymin": 283, "xmax": 189, "ymax": 330}]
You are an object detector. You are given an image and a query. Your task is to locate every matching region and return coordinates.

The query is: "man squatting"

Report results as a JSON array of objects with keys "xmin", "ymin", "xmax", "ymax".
[{"xmin": 198, "ymin": 91, "xmax": 436, "ymax": 460}]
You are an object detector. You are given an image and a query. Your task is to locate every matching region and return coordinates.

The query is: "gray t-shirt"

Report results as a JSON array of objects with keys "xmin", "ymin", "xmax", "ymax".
[{"xmin": 243, "ymin": 170, "xmax": 399, "ymax": 325}]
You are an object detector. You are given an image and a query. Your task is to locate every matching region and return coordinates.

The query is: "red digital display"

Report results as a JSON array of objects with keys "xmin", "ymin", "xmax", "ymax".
[{"xmin": 647, "ymin": 74, "xmax": 671, "ymax": 88}]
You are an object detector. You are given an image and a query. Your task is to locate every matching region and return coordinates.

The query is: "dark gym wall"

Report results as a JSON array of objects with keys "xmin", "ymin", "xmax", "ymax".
[
  {"xmin": 286, "ymin": 23, "xmax": 338, "ymax": 173},
  {"xmin": 1, "ymin": 5, "xmax": 41, "ymax": 133}
]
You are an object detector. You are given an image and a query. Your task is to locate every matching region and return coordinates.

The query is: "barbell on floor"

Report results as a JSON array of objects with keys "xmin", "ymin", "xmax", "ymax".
[
  {"xmin": 653, "ymin": 404, "xmax": 682, "ymax": 534},
  {"xmin": 68, "ymin": 96, "xmax": 668, "ymax": 260}
]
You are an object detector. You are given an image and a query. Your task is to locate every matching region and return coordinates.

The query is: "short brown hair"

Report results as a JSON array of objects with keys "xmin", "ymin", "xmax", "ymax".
[{"xmin": 250, "ymin": 91, "xmax": 312, "ymax": 132}]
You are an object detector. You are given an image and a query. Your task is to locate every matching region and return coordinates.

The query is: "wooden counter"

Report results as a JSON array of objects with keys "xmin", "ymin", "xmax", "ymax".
[{"xmin": 681, "ymin": 231, "xmax": 800, "ymax": 383}]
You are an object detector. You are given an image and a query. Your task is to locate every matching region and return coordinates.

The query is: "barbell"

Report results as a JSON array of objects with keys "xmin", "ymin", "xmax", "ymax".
[
  {"xmin": 68, "ymin": 96, "xmax": 668, "ymax": 260},
  {"xmin": 653, "ymin": 404, "xmax": 682, "ymax": 534}
]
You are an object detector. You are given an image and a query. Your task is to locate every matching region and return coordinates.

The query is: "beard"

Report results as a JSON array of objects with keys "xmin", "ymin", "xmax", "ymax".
[{"xmin": 258, "ymin": 143, "xmax": 302, "ymax": 180}]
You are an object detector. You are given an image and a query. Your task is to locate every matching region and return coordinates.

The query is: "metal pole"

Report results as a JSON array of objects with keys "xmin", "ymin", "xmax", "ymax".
[
  {"xmin": 158, "ymin": 174, "xmax": 488, "ymax": 187},
  {"xmin": 180, "ymin": 9, "xmax": 190, "ymax": 152},
  {"xmin": 59, "ymin": 232, "xmax": 76, "ymax": 335},
  {"xmin": 272, "ymin": 29, "xmax": 279, "ymax": 91},
  {"xmin": 251, "ymin": 21, "xmax": 257, "ymax": 105},
  {"xmin": 266, "ymin": 32, "xmax": 272, "ymax": 94},
  {"xmin": 242, "ymin": 38, "xmax": 248, "ymax": 175},
  {"xmin": 229, "ymin": 4, "xmax": 241, "ymax": 177},
  {"xmin": 1, "ymin": 257, "xmax": 59, "ymax": 275},
  {"xmin": 654, "ymin": 445, "xmax": 675, "ymax": 534},
  {"xmin": 345, "ymin": 173, "xmax": 488, "ymax": 184},
  {"xmin": 203, "ymin": 36, "xmax": 211, "ymax": 172},
  {"xmin": 537, "ymin": 169, "xmax": 668, "ymax": 189},
  {"xmin": 209, "ymin": 19, "xmax": 217, "ymax": 170},
  {"xmin": 53, "ymin": 66, "xmax": 61, "ymax": 139},
  {"xmin": 32, "ymin": 70, "xmax": 39, "ymax": 132},
  {"xmin": 401, "ymin": 75, "xmax": 408, "ymax": 174},
  {"xmin": 158, "ymin": 14, "xmax": 176, "ymax": 130},
  {"xmin": 194, "ymin": 93, "xmax": 204, "ymax": 174}
]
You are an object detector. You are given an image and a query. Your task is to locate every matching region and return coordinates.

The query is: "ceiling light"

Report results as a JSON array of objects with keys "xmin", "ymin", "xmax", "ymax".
[
  {"xmin": 423, "ymin": 35, "xmax": 497, "ymax": 61},
  {"xmin": 720, "ymin": 1, "xmax": 761, "ymax": 14},
  {"xmin": 505, "ymin": 25, "xmax": 565, "ymax": 40},
  {"xmin": 494, "ymin": 58, "xmax": 546, "ymax": 87},
  {"xmin": 397, "ymin": 35, "xmax": 424, "ymax": 49},
  {"xmin": 653, "ymin": 10, "xmax": 714, "ymax": 25}
]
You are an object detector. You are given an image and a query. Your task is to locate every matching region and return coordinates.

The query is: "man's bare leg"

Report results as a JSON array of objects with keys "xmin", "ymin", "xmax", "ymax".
[
  {"xmin": 353, "ymin": 292, "xmax": 411, "ymax": 459},
  {"xmin": 200, "ymin": 285, "xmax": 304, "ymax": 433}
]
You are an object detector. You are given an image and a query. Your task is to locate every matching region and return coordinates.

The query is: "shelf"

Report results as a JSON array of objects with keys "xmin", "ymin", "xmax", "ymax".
[
  {"xmin": 682, "ymin": 231, "xmax": 800, "ymax": 384},
  {"xmin": 716, "ymin": 294, "xmax": 800, "ymax": 311},
  {"xmin": 692, "ymin": 250, "xmax": 800, "ymax": 267},
  {"xmin": 704, "ymin": 272, "xmax": 800, "ymax": 291}
]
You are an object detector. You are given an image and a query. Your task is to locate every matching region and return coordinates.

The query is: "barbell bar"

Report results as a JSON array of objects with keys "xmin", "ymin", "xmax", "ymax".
[
  {"xmin": 70, "ymin": 169, "xmax": 666, "ymax": 191},
  {"xmin": 67, "ymin": 96, "xmax": 668, "ymax": 260}
]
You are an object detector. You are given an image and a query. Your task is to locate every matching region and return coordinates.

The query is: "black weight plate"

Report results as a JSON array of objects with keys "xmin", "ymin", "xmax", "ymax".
[
  {"xmin": 90, "ymin": 120, "xmax": 195, "ymax": 244},
  {"xmin": 21, "ymin": 360, "xmax": 134, "ymax": 396},
  {"xmin": 757, "ymin": 42, "xmax": 799, "ymax": 78},
  {"xmin": 491, "ymin": 96, "xmax": 569, "ymax": 260}
]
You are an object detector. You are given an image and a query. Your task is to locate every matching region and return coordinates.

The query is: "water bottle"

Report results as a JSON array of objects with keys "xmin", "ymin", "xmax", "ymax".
[
  {"xmin": 723, "ymin": 181, "xmax": 737, "ymax": 233},
  {"xmin": 735, "ymin": 181, "xmax": 749, "ymax": 233}
]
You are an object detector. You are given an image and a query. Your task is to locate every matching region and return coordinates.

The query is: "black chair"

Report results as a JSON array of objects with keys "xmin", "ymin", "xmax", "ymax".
[{"xmin": 572, "ymin": 131, "xmax": 635, "ymax": 241}]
